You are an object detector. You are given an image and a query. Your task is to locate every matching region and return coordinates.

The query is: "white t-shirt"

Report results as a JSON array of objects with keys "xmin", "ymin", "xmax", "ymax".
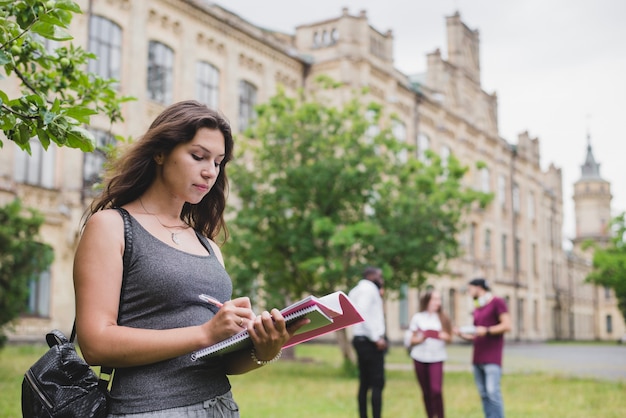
[
  {"xmin": 404, "ymin": 311, "xmax": 447, "ymax": 363},
  {"xmin": 348, "ymin": 280, "xmax": 385, "ymax": 342}
]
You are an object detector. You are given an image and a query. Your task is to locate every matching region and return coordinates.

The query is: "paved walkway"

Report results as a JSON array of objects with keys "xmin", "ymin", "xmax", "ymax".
[{"xmin": 389, "ymin": 342, "xmax": 626, "ymax": 382}]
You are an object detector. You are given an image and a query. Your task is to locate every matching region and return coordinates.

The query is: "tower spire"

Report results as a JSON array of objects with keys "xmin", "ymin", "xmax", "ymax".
[{"xmin": 580, "ymin": 132, "xmax": 601, "ymax": 180}]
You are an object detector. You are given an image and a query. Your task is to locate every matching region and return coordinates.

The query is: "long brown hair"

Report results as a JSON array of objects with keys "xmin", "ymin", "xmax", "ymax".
[
  {"xmin": 87, "ymin": 100, "xmax": 234, "ymax": 242},
  {"xmin": 419, "ymin": 290, "xmax": 452, "ymax": 334}
]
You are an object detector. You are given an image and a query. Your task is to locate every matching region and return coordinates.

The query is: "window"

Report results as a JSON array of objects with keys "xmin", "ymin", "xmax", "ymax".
[
  {"xmin": 313, "ymin": 32, "xmax": 320, "ymax": 47},
  {"xmin": 392, "ymin": 120, "xmax": 407, "ymax": 163},
  {"xmin": 604, "ymin": 286, "xmax": 612, "ymax": 300},
  {"xmin": 440, "ymin": 146, "xmax": 450, "ymax": 170},
  {"xmin": 512, "ymin": 183, "xmax": 520, "ymax": 214},
  {"xmin": 239, "ymin": 80, "xmax": 257, "ymax": 132},
  {"xmin": 606, "ymin": 315, "xmax": 613, "ymax": 334},
  {"xmin": 501, "ymin": 234, "xmax": 508, "ymax": 268},
  {"xmin": 498, "ymin": 175, "xmax": 506, "ymax": 208},
  {"xmin": 517, "ymin": 298, "xmax": 525, "ymax": 333},
  {"xmin": 480, "ymin": 167, "xmax": 490, "ymax": 192},
  {"xmin": 417, "ymin": 133, "xmax": 430, "ymax": 162},
  {"xmin": 196, "ymin": 61, "xmax": 219, "ymax": 108},
  {"xmin": 26, "ymin": 269, "xmax": 51, "ymax": 317},
  {"xmin": 365, "ymin": 110, "xmax": 380, "ymax": 143},
  {"xmin": 88, "ymin": 16, "xmax": 122, "ymax": 83},
  {"xmin": 514, "ymin": 238, "xmax": 521, "ymax": 273},
  {"xmin": 147, "ymin": 41, "xmax": 174, "ymax": 105},
  {"xmin": 399, "ymin": 283, "xmax": 409, "ymax": 328},
  {"xmin": 533, "ymin": 300, "xmax": 539, "ymax": 331},
  {"xmin": 469, "ymin": 223, "xmax": 476, "ymax": 259},
  {"xmin": 484, "ymin": 228, "xmax": 491, "ymax": 258},
  {"xmin": 531, "ymin": 243, "xmax": 537, "ymax": 274},
  {"xmin": 528, "ymin": 191, "xmax": 535, "ymax": 221},
  {"xmin": 13, "ymin": 140, "xmax": 56, "ymax": 188},
  {"xmin": 84, "ymin": 129, "xmax": 115, "ymax": 189},
  {"xmin": 448, "ymin": 288, "xmax": 456, "ymax": 322}
]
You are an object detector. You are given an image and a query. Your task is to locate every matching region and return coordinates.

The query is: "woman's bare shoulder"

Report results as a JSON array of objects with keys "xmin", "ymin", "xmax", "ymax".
[{"xmin": 82, "ymin": 208, "xmax": 126, "ymax": 240}]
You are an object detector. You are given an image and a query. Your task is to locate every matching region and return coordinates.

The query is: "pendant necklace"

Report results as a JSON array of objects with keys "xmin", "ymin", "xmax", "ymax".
[{"xmin": 139, "ymin": 198, "xmax": 190, "ymax": 245}]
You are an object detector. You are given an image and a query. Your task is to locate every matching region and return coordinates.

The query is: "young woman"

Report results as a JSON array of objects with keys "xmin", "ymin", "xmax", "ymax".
[
  {"xmin": 404, "ymin": 290, "xmax": 452, "ymax": 418},
  {"xmin": 73, "ymin": 100, "xmax": 306, "ymax": 417}
]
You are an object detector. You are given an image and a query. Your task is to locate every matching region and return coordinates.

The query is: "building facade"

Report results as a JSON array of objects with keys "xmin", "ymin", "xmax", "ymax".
[{"xmin": 1, "ymin": 0, "xmax": 623, "ymax": 342}]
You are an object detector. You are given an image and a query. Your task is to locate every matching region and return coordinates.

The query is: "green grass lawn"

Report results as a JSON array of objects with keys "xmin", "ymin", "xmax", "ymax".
[{"xmin": 3, "ymin": 343, "xmax": 625, "ymax": 418}]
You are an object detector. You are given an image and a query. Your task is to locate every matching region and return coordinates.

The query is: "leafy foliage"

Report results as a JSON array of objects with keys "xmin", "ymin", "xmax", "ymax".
[
  {"xmin": 0, "ymin": 0, "xmax": 132, "ymax": 153},
  {"xmin": 586, "ymin": 212, "xmax": 626, "ymax": 320},
  {"xmin": 371, "ymin": 150, "xmax": 492, "ymax": 288},
  {"xmin": 0, "ymin": 199, "xmax": 53, "ymax": 347},
  {"xmin": 224, "ymin": 79, "xmax": 491, "ymax": 308}
]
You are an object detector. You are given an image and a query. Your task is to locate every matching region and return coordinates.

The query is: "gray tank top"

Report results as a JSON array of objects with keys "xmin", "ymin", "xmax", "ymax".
[{"xmin": 108, "ymin": 208, "xmax": 233, "ymax": 414}]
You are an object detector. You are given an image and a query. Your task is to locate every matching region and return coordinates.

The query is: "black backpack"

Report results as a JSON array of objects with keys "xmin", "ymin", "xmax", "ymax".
[{"xmin": 21, "ymin": 329, "xmax": 109, "ymax": 418}]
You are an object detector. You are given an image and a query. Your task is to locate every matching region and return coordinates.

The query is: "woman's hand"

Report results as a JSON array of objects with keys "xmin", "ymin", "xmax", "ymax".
[
  {"xmin": 223, "ymin": 307, "xmax": 309, "ymax": 374},
  {"xmin": 410, "ymin": 330, "xmax": 426, "ymax": 346},
  {"xmin": 246, "ymin": 309, "xmax": 309, "ymax": 362},
  {"xmin": 200, "ymin": 297, "xmax": 257, "ymax": 345}
]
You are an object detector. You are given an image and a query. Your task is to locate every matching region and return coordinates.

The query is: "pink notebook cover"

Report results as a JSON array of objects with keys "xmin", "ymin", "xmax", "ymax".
[
  {"xmin": 282, "ymin": 291, "xmax": 364, "ymax": 349},
  {"xmin": 421, "ymin": 329, "xmax": 440, "ymax": 339}
]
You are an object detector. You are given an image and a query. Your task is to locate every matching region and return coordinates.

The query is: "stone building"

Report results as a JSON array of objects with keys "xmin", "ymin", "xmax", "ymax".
[{"xmin": 0, "ymin": 0, "xmax": 623, "ymax": 342}]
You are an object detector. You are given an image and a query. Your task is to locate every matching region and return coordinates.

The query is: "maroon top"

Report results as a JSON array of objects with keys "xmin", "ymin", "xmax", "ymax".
[{"xmin": 472, "ymin": 296, "xmax": 508, "ymax": 366}]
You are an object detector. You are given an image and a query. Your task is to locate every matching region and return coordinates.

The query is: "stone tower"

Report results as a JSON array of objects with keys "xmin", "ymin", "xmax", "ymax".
[{"xmin": 572, "ymin": 134, "xmax": 612, "ymax": 250}]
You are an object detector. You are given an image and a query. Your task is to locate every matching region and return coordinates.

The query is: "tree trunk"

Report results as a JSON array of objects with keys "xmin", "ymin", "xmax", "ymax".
[{"xmin": 336, "ymin": 328, "xmax": 355, "ymax": 363}]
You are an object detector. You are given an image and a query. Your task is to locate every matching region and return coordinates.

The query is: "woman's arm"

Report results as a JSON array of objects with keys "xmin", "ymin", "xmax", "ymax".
[{"xmin": 74, "ymin": 210, "xmax": 256, "ymax": 367}]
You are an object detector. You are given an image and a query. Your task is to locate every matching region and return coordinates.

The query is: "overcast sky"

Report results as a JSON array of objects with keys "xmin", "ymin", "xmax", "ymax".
[{"xmin": 223, "ymin": 0, "xmax": 626, "ymax": 240}]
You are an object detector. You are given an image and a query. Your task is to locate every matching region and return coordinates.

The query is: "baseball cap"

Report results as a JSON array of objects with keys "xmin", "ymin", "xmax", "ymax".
[{"xmin": 468, "ymin": 278, "xmax": 490, "ymax": 290}]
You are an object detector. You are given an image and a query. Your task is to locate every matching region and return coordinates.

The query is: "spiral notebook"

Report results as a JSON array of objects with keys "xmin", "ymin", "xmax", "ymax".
[{"xmin": 191, "ymin": 290, "xmax": 363, "ymax": 360}]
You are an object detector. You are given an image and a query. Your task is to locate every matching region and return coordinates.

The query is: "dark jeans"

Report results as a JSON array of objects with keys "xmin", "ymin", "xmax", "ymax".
[
  {"xmin": 352, "ymin": 337, "xmax": 385, "ymax": 418},
  {"xmin": 413, "ymin": 360, "xmax": 444, "ymax": 418}
]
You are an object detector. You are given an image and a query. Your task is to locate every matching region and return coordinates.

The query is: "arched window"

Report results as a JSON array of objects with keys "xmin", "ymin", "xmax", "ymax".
[
  {"xmin": 196, "ymin": 61, "xmax": 219, "ymax": 108},
  {"xmin": 239, "ymin": 80, "xmax": 257, "ymax": 132},
  {"xmin": 147, "ymin": 41, "xmax": 174, "ymax": 104},
  {"xmin": 88, "ymin": 15, "xmax": 122, "ymax": 83}
]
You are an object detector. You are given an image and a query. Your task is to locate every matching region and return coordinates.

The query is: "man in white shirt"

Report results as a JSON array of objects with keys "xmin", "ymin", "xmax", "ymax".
[{"xmin": 348, "ymin": 266, "xmax": 387, "ymax": 418}]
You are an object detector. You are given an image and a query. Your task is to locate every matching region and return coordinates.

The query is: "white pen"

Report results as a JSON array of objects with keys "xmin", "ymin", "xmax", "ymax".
[{"xmin": 199, "ymin": 294, "xmax": 224, "ymax": 308}]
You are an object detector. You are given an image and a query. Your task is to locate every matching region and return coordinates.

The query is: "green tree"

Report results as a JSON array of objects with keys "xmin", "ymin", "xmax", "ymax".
[
  {"xmin": 226, "ymin": 79, "xmax": 394, "ymax": 306},
  {"xmin": 224, "ymin": 79, "xmax": 491, "ymax": 364},
  {"xmin": 0, "ymin": 0, "xmax": 132, "ymax": 153},
  {"xmin": 0, "ymin": 199, "xmax": 53, "ymax": 347},
  {"xmin": 586, "ymin": 212, "xmax": 626, "ymax": 321}
]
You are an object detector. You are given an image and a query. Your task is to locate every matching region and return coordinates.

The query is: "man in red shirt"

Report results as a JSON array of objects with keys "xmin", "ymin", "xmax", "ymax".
[{"xmin": 457, "ymin": 278, "xmax": 511, "ymax": 418}]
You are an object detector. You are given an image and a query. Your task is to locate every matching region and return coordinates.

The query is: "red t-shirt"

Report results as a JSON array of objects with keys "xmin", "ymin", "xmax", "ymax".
[{"xmin": 472, "ymin": 296, "xmax": 508, "ymax": 366}]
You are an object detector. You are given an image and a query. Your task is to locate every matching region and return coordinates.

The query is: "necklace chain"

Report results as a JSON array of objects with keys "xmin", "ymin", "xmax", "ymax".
[{"xmin": 138, "ymin": 198, "xmax": 190, "ymax": 245}]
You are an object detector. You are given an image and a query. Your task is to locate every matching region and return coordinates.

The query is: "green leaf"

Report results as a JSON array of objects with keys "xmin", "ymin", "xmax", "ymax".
[
  {"xmin": 0, "ymin": 50, "xmax": 11, "ymax": 65},
  {"xmin": 43, "ymin": 110, "xmax": 56, "ymax": 125},
  {"xmin": 37, "ymin": 128, "xmax": 51, "ymax": 150},
  {"xmin": 55, "ymin": 0, "xmax": 83, "ymax": 14},
  {"xmin": 64, "ymin": 106, "xmax": 97, "ymax": 124},
  {"xmin": 31, "ymin": 21, "xmax": 73, "ymax": 41},
  {"xmin": 66, "ymin": 125, "xmax": 95, "ymax": 152}
]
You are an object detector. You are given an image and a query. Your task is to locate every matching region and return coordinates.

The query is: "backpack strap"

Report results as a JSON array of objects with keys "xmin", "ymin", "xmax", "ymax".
[
  {"xmin": 47, "ymin": 329, "xmax": 70, "ymax": 347},
  {"xmin": 97, "ymin": 207, "xmax": 134, "ymax": 390}
]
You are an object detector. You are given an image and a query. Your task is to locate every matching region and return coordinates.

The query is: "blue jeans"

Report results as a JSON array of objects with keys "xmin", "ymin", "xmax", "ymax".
[{"xmin": 473, "ymin": 364, "xmax": 504, "ymax": 418}]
